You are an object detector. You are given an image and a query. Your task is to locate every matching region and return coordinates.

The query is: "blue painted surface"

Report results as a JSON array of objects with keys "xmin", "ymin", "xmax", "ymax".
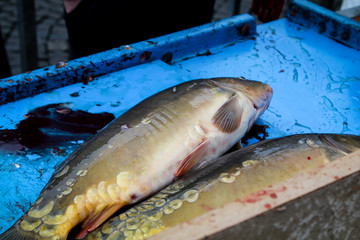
[
  {"xmin": 287, "ymin": 0, "xmax": 360, "ymax": 50},
  {"xmin": 0, "ymin": 14, "xmax": 255, "ymax": 104},
  {"xmin": 0, "ymin": 2, "xmax": 360, "ymax": 234}
]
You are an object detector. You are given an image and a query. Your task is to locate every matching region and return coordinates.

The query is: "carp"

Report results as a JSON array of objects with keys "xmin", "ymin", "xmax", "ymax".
[
  {"xmin": 85, "ymin": 134, "xmax": 360, "ymax": 240},
  {"xmin": 0, "ymin": 77, "xmax": 272, "ymax": 239}
]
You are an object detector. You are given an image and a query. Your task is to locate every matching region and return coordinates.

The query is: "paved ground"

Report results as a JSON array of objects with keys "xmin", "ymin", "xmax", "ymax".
[
  {"xmin": 0, "ymin": 0, "xmax": 68, "ymax": 75},
  {"xmin": 0, "ymin": 0, "xmax": 258, "ymax": 76},
  {"xmin": 0, "ymin": 0, "xmax": 353, "ymax": 76}
]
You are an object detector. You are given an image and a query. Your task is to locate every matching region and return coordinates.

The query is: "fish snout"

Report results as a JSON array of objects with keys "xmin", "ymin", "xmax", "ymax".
[
  {"xmin": 266, "ymin": 84, "xmax": 273, "ymax": 96},
  {"xmin": 264, "ymin": 84, "xmax": 273, "ymax": 107},
  {"xmin": 253, "ymin": 84, "xmax": 273, "ymax": 111}
]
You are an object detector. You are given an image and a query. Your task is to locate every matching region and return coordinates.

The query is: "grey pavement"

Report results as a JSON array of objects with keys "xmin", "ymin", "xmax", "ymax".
[
  {"xmin": 1, "ymin": 0, "xmax": 68, "ymax": 75},
  {"xmin": 0, "ymin": 0, "xmax": 253, "ymax": 76},
  {"xmin": 0, "ymin": 0, "xmax": 349, "ymax": 76}
]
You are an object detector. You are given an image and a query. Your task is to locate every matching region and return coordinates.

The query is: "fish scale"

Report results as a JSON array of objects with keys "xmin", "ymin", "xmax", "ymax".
[
  {"xmin": 84, "ymin": 134, "xmax": 360, "ymax": 240},
  {"xmin": 0, "ymin": 77, "xmax": 272, "ymax": 240}
]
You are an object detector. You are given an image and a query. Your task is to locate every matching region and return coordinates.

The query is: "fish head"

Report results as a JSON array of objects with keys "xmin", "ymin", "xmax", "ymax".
[{"xmin": 208, "ymin": 77, "xmax": 273, "ymax": 119}]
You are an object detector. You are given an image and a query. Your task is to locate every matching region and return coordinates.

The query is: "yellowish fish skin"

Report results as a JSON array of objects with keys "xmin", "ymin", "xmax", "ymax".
[
  {"xmin": 84, "ymin": 134, "xmax": 360, "ymax": 240},
  {"xmin": 0, "ymin": 77, "xmax": 272, "ymax": 240}
]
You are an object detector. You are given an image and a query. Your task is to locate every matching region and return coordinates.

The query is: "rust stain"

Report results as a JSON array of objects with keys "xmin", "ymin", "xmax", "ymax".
[
  {"xmin": 140, "ymin": 51, "xmax": 152, "ymax": 63},
  {"xmin": 55, "ymin": 61, "xmax": 68, "ymax": 69},
  {"xmin": 239, "ymin": 24, "xmax": 250, "ymax": 36}
]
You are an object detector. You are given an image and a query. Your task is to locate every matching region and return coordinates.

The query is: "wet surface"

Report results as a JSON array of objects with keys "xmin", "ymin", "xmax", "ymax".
[
  {"xmin": 0, "ymin": 17, "xmax": 359, "ymax": 234},
  {"xmin": 0, "ymin": 103, "xmax": 114, "ymax": 149}
]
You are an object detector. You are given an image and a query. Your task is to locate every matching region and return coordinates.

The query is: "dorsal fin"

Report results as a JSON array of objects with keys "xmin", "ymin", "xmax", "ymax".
[
  {"xmin": 212, "ymin": 94, "xmax": 243, "ymax": 133},
  {"xmin": 175, "ymin": 140, "xmax": 209, "ymax": 178}
]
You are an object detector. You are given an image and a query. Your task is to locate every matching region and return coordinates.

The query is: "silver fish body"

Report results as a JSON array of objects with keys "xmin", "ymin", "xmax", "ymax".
[
  {"xmin": 0, "ymin": 77, "xmax": 272, "ymax": 240},
  {"xmin": 84, "ymin": 134, "xmax": 360, "ymax": 240}
]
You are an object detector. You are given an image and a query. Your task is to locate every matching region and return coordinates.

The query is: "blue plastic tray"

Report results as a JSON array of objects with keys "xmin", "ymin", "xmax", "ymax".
[{"xmin": 0, "ymin": 0, "xmax": 359, "ymax": 233}]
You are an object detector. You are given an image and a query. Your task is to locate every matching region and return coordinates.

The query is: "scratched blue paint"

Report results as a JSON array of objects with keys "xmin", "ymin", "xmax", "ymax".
[
  {"xmin": 1, "ymin": 2, "xmax": 360, "ymax": 234},
  {"xmin": 0, "ymin": 14, "xmax": 255, "ymax": 104},
  {"xmin": 287, "ymin": 0, "xmax": 360, "ymax": 50}
]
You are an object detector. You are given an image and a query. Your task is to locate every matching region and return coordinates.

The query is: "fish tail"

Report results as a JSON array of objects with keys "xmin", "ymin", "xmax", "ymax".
[{"xmin": 0, "ymin": 225, "xmax": 33, "ymax": 240}]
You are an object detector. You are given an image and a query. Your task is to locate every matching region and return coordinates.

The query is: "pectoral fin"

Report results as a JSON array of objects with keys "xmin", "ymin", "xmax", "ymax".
[
  {"xmin": 76, "ymin": 202, "xmax": 125, "ymax": 239},
  {"xmin": 175, "ymin": 140, "xmax": 209, "ymax": 178},
  {"xmin": 212, "ymin": 94, "xmax": 243, "ymax": 133}
]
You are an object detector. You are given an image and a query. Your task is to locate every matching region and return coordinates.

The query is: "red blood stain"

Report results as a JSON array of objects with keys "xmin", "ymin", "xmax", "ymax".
[
  {"xmin": 279, "ymin": 69, "xmax": 285, "ymax": 73},
  {"xmin": 307, "ymin": 156, "xmax": 311, "ymax": 160},
  {"xmin": 334, "ymin": 176, "xmax": 339, "ymax": 180},
  {"xmin": 244, "ymin": 198, "xmax": 258, "ymax": 203},
  {"xmin": 237, "ymin": 186, "xmax": 287, "ymax": 204},
  {"xmin": 200, "ymin": 204, "xmax": 214, "ymax": 211},
  {"xmin": 270, "ymin": 193, "xmax": 277, "ymax": 199},
  {"xmin": 264, "ymin": 203, "xmax": 271, "ymax": 209}
]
